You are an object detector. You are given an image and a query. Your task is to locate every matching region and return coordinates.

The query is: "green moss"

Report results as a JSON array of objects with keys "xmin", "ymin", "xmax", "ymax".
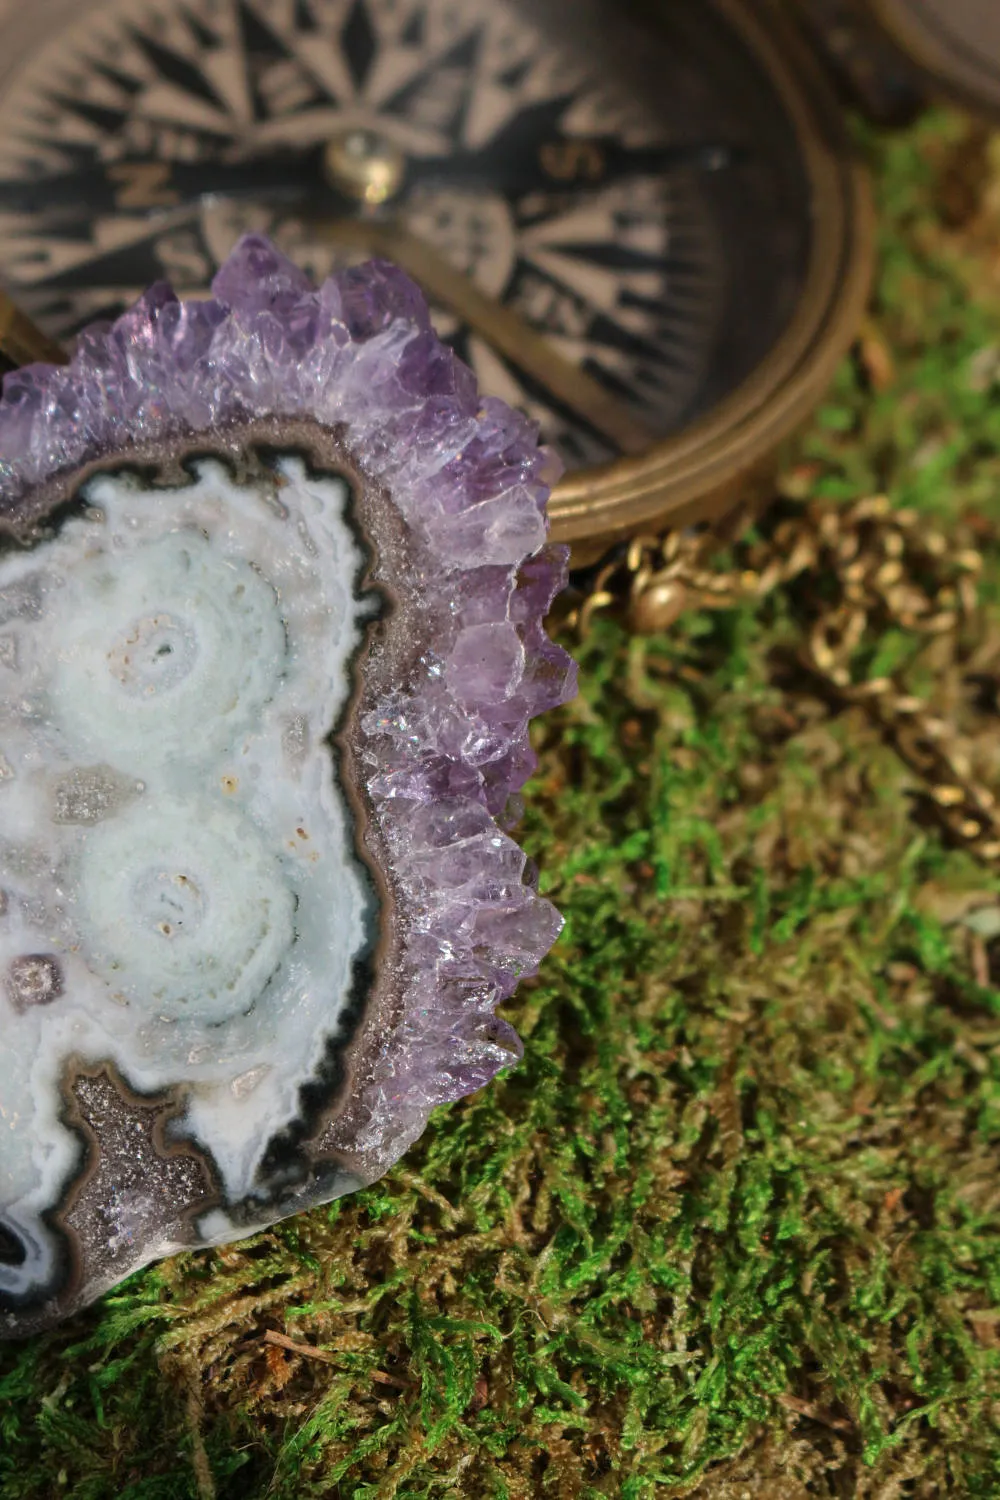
[{"xmin": 6, "ymin": 110, "xmax": 1000, "ymax": 1498}]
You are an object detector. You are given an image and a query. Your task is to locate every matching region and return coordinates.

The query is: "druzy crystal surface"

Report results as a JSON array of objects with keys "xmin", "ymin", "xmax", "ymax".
[{"xmin": 0, "ymin": 236, "xmax": 576, "ymax": 1336}]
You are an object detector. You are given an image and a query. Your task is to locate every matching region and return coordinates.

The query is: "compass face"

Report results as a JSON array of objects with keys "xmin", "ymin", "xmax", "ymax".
[{"xmin": 0, "ymin": 0, "xmax": 813, "ymax": 471}]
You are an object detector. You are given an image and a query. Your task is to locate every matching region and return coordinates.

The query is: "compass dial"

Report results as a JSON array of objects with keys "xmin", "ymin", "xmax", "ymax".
[{"xmin": 0, "ymin": 0, "xmax": 820, "ymax": 475}]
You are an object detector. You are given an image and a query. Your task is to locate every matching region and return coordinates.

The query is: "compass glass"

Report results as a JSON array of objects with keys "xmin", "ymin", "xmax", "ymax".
[{"xmin": 0, "ymin": 0, "xmax": 813, "ymax": 470}]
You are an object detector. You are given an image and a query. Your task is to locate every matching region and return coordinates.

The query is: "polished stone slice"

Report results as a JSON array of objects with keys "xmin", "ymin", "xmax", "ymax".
[{"xmin": 0, "ymin": 237, "xmax": 576, "ymax": 1337}]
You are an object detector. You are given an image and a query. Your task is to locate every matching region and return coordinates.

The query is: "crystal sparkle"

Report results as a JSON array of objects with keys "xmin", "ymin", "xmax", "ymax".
[{"xmin": 0, "ymin": 235, "xmax": 576, "ymax": 1336}]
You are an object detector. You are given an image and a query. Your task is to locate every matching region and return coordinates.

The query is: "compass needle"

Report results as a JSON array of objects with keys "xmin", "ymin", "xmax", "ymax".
[
  {"xmin": 316, "ymin": 216, "xmax": 655, "ymax": 455},
  {"xmin": 0, "ymin": 287, "xmax": 66, "ymax": 371}
]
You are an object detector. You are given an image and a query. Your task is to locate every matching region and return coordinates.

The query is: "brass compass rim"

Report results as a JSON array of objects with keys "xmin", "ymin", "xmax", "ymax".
[{"xmin": 548, "ymin": 0, "xmax": 876, "ymax": 559}]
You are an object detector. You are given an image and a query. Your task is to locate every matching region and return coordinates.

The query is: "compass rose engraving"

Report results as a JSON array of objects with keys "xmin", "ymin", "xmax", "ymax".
[{"xmin": 0, "ymin": 0, "xmax": 739, "ymax": 467}]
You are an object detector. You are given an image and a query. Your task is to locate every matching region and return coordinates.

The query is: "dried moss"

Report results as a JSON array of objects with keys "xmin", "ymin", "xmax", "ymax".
[{"xmin": 5, "ymin": 110, "xmax": 1000, "ymax": 1498}]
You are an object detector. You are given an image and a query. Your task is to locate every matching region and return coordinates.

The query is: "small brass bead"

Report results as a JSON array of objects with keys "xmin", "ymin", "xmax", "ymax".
[{"xmin": 629, "ymin": 579, "xmax": 691, "ymax": 634}]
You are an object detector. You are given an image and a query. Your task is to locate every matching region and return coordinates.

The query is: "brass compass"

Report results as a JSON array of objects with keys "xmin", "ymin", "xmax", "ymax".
[{"xmin": 0, "ymin": 0, "xmax": 874, "ymax": 562}]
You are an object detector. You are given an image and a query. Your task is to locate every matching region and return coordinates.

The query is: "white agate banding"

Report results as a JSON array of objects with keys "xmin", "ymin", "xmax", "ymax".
[{"xmin": 0, "ymin": 442, "xmax": 384, "ymax": 1307}]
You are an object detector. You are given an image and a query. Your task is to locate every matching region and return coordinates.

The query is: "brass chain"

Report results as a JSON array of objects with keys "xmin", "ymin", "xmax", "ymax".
[{"xmin": 570, "ymin": 496, "xmax": 1000, "ymax": 863}]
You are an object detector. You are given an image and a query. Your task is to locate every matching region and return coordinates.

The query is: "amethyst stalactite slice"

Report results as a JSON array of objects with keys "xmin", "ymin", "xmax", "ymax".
[{"xmin": 0, "ymin": 236, "xmax": 576, "ymax": 1337}]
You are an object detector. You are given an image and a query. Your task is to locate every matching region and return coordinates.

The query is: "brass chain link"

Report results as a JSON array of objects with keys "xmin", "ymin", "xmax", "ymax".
[{"xmin": 570, "ymin": 497, "xmax": 1000, "ymax": 863}]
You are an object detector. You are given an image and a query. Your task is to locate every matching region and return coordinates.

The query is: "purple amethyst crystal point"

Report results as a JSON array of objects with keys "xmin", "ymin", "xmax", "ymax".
[{"xmin": 0, "ymin": 237, "xmax": 576, "ymax": 1337}]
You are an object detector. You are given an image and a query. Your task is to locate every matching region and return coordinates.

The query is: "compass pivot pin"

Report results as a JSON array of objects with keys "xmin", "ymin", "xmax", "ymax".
[{"xmin": 324, "ymin": 129, "xmax": 406, "ymax": 206}]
